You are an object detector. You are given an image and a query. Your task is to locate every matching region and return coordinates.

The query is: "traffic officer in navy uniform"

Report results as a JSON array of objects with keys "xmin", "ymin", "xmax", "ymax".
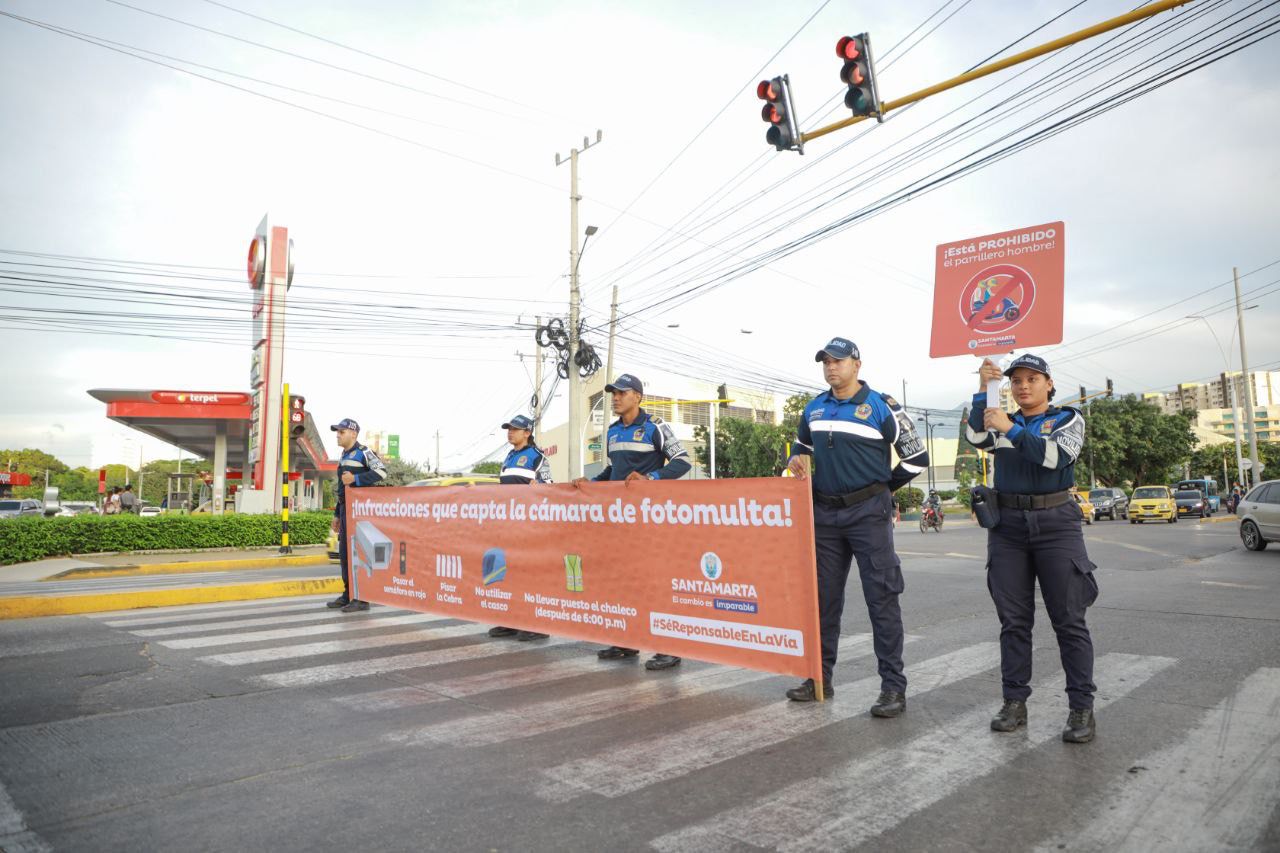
[
  {"xmin": 488, "ymin": 413, "xmax": 553, "ymax": 642},
  {"xmin": 786, "ymin": 337, "xmax": 928, "ymax": 714},
  {"xmin": 328, "ymin": 418, "xmax": 388, "ymax": 613},
  {"xmin": 967, "ymin": 353, "xmax": 1098, "ymax": 744},
  {"xmin": 572, "ymin": 373, "xmax": 691, "ymax": 671}
]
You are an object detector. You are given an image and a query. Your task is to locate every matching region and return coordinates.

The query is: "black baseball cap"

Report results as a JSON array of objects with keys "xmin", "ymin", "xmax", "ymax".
[
  {"xmin": 605, "ymin": 374, "xmax": 644, "ymax": 395},
  {"xmin": 1003, "ymin": 354, "xmax": 1051, "ymax": 378},
  {"xmin": 501, "ymin": 414, "xmax": 534, "ymax": 431},
  {"xmin": 814, "ymin": 336, "xmax": 860, "ymax": 361},
  {"xmin": 330, "ymin": 418, "xmax": 360, "ymax": 432}
]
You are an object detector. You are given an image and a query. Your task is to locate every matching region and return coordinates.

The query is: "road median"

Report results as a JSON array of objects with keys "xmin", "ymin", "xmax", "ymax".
[
  {"xmin": 0, "ymin": 577, "xmax": 342, "ymax": 619},
  {"xmin": 41, "ymin": 552, "xmax": 331, "ymax": 581}
]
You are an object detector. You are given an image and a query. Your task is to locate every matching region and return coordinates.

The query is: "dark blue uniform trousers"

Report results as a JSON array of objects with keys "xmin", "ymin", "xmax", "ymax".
[
  {"xmin": 337, "ymin": 511, "xmax": 352, "ymax": 599},
  {"xmin": 813, "ymin": 490, "xmax": 906, "ymax": 692},
  {"xmin": 986, "ymin": 501, "xmax": 1098, "ymax": 709}
]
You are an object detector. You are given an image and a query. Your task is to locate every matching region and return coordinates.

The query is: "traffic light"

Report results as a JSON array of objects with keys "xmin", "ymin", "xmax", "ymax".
[
  {"xmin": 757, "ymin": 75, "xmax": 802, "ymax": 153},
  {"xmin": 1106, "ymin": 378, "xmax": 1114, "ymax": 398},
  {"xmin": 837, "ymin": 34, "xmax": 882, "ymax": 120},
  {"xmin": 1080, "ymin": 386, "xmax": 1088, "ymax": 405}
]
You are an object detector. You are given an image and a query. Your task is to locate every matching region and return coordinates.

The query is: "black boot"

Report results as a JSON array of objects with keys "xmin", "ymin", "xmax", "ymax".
[
  {"xmin": 644, "ymin": 654, "xmax": 681, "ymax": 671},
  {"xmin": 488, "ymin": 626, "xmax": 518, "ymax": 638},
  {"xmin": 785, "ymin": 678, "xmax": 834, "ymax": 702},
  {"xmin": 870, "ymin": 691, "xmax": 906, "ymax": 718},
  {"xmin": 1062, "ymin": 708, "xmax": 1096, "ymax": 744},
  {"xmin": 990, "ymin": 699, "xmax": 1028, "ymax": 732},
  {"xmin": 597, "ymin": 646, "xmax": 639, "ymax": 660},
  {"xmin": 516, "ymin": 631, "xmax": 549, "ymax": 641},
  {"xmin": 326, "ymin": 595, "xmax": 350, "ymax": 609}
]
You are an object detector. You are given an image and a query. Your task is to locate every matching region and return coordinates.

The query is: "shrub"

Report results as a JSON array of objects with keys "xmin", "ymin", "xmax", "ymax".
[{"xmin": 0, "ymin": 511, "xmax": 332, "ymax": 565}]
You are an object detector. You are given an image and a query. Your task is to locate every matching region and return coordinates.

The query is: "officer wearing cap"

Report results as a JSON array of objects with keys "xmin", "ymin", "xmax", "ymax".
[
  {"xmin": 786, "ymin": 337, "xmax": 927, "ymax": 712},
  {"xmin": 967, "ymin": 353, "xmax": 1098, "ymax": 744},
  {"xmin": 573, "ymin": 373, "xmax": 691, "ymax": 671},
  {"xmin": 488, "ymin": 414, "xmax": 553, "ymax": 642},
  {"xmin": 329, "ymin": 418, "xmax": 387, "ymax": 613}
]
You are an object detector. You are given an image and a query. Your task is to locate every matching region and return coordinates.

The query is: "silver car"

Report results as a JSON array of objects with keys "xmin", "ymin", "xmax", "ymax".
[
  {"xmin": 1238, "ymin": 479, "xmax": 1280, "ymax": 551},
  {"xmin": 0, "ymin": 498, "xmax": 43, "ymax": 519}
]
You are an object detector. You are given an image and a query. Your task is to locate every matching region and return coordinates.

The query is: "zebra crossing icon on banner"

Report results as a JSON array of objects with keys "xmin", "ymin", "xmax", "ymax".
[{"xmin": 436, "ymin": 554, "xmax": 462, "ymax": 579}]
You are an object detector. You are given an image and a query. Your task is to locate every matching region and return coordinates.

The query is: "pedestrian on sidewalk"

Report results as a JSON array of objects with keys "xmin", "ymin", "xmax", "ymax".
[
  {"xmin": 120, "ymin": 484, "xmax": 137, "ymax": 514},
  {"xmin": 328, "ymin": 418, "xmax": 387, "ymax": 613}
]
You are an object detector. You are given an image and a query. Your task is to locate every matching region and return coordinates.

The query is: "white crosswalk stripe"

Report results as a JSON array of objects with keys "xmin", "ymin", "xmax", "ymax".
[
  {"xmin": 129, "ymin": 609, "xmax": 378, "ymax": 637},
  {"xmin": 199, "ymin": 624, "xmax": 487, "ymax": 666},
  {"xmin": 650, "ymin": 652, "xmax": 1176, "ymax": 853},
  {"xmin": 255, "ymin": 637, "xmax": 578, "ymax": 687},
  {"xmin": 1035, "ymin": 666, "xmax": 1280, "ymax": 853},
  {"xmin": 535, "ymin": 641, "xmax": 996, "ymax": 803},
  {"xmin": 384, "ymin": 635, "xmax": 881, "ymax": 749},
  {"xmin": 87, "ymin": 594, "xmax": 329, "ymax": 619},
  {"xmin": 158, "ymin": 613, "xmax": 452, "ymax": 649},
  {"xmin": 101, "ymin": 599, "xmax": 329, "ymax": 627}
]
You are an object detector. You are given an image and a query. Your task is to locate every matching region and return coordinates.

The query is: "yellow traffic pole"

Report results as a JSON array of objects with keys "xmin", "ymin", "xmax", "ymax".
[
  {"xmin": 802, "ymin": 0, "xmax": 1195, "ymax": 144},
  {"xmin": 280, "ymin": 382, "xmax": 291, "ymax": 555}
]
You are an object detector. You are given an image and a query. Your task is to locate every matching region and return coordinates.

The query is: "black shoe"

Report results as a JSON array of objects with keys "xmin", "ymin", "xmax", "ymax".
[
  {"xmin": 991, "ymin": 699, "xmax": 1028, "ymax": 732},
  {"xmin": 870, "ymin": 691, "xmax": 907, "ymax": 718},
  {"xmin": 326, "ymin": 595, "xmax": 350, "ymax": 609},
  {"xmin": 645, "ymin": 654, "xmax": 681, "ymax": 671},
  {"xmin": 340, "ymin": 600, "xmax": 370, "ymax": 613},
  {"xmin": 1062, "ymin": 708, "xmax": 1096, "ymax": 744},
  {"xmin": 516, "ymin": 631, "xmax": 549, "ymax": 642},
  {"xmin": 597, "ymin": 646, "xmax": 639, "ymax": 660},
  {"xmin": 488, "ymin": 626, "xmax": 518, "ymax": 638},
  {"xmin": 785, "ymin": 678, "xmax": 834, "ymax": 702}
]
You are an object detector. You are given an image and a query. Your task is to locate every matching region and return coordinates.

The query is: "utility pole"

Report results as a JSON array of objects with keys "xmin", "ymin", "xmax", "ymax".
[
  {"xmin": 557, "ymin": 130, "xmax": 603, "ymax": 481},
  {"xmin": 534, "ymin": 315, "xmax": 545, "ymax": 426},
  {"xmin": 605, "ymin": 285, "xmax": 618, "ymax": 383},
  {"xmin": 1234, "ymin": 266, "xmax": 1262, "ymax": 487},
  {"xmin": 901, "ymin": 380, "xmax": 907, "ymax": 409},
  {"xmin": 434, "ymin": 430, "xmax": 442, "ymax": 475}
]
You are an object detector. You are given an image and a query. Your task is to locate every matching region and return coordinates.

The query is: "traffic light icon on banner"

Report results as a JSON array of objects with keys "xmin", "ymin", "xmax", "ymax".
[
  {"xmin": 757, "ymin": 74, "xmax": 803, "ymax": 153},
  {"xmin": 837, "ymin": 34, "xmax": 882, "ymax": 120}
]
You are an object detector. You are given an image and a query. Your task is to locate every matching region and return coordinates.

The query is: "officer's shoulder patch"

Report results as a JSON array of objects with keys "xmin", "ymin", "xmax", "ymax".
[
  {"xmin": 881, "ymin": 394, "xmax": 899, "ymax": 409},
  {"xmin": 854, "ymin": 403, "xmax": 873, "ymax": 420}
]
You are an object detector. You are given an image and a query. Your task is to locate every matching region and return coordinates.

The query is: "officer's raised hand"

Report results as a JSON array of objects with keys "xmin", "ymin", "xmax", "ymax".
[
  {"xmin": 624, "ymin": 470, "xmax": 648, "ymax": 483},
  {"xmin": 570, "ymin": 477, "xmax": 589, "ymax": 488},
  {"xmin": 330, "ymin": 516, "xmax": 339, "ymax": 532},
  {"xmin": 341, "ymin": 471, "xmax": 355, "ymax": 485},
  {"xmin": 978, "ymin": 357, "xmax": 1004, "ymax": 389},
  {"xmin": 984, "ymin": 407, "xmax": 1014, "ymax": 433},
  {"xmin": 787, "ymin": 454, "xmax": 810, "ymax": 480}
]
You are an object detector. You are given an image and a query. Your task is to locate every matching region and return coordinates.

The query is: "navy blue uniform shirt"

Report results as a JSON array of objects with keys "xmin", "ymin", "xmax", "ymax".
[
  {"xmin": 791, "ymin": 382, "xmax": 929, "ymax": 495},
  {"xmin": 966, "ymin": 393, "xmax": 1084, "ymax": 494},
  {"xmin": 592, "ymin": 409, "xmax": 691, "ymax": 481},
  {"xmin": 335, "ymin": 443, "xmax": 387, "ymax": 514},
  {"xmin": 500, "ymin": 444, "xmax": 552, "ymax": 485}
]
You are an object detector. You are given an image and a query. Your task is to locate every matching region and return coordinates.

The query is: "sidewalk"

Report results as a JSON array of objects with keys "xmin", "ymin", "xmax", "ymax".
[{"xmin": 0, "ymin": 546, "xmax": 341, "ymax": 619}]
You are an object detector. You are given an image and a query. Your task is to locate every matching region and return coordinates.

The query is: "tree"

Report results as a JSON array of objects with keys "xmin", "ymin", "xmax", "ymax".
[
  {"xmin": 692, "ymin": 418, "xmax": 791, "ymax": 479},
  {"xmin": 895, "ymin": 486, "xmax": 924, "ymax": 509},
  {"xmin": 1078, "ymin": 396, "xmax": 1196, "ymax": 487},
  {"xmin": 1, "ymin": 448, "xmax": 69, "ymax": 498},
  {"xmin": 381, "ymin": 457, "xmax": 428, "ymax": 486},
  {"xmin": 471, "ymin": 461, "xmax": 502, "ymax": 475}
]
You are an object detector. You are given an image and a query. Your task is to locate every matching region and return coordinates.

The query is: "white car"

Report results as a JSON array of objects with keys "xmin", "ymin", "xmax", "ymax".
[{"xmin": 139, "ymin": 505, "xmax": 163, "ymax": 517}]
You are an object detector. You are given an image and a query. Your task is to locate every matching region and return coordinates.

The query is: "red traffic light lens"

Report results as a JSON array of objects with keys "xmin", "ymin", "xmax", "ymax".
[
  {"xmin": 761, "ymin": 103, "xmax": 783, "ymax": 124},
  {"xmin": 837, "ymin": 36, "xmax": 862, "ymax": 60},
  {"xmin": 757, "ymin": 80, "xmax": 777, "ymax": 101},
  {"xmin": 841, "ymin": 61, "xmax": 865, "ymax": 86}
]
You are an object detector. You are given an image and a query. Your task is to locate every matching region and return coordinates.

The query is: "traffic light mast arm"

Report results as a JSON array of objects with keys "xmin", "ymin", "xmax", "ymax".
[{"xmin": 800, "ymin": 0, "xmax": 1194, "ymax": 145}]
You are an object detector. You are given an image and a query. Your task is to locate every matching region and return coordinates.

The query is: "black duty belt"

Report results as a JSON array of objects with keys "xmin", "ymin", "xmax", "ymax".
[
  {"xmin": 814, "ymin": 482, "xmax": 888, "ymax": 508},
  {"xmin": 997, "ymin": 490, "xmax": 1071, "ymax": 510}
]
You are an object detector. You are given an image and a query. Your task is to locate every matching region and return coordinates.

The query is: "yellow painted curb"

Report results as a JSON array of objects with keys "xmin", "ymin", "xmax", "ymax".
[
  {"xmin": 1202, "ymin": 515, "xmax": 1238, "ymax": 524},
  {"xmin": 0, "ymin": 578, "xmax": 343, "ymax": 620},
  {"xmin": 44, "ymin": 552, "xmax": 332, "ymax": 581}
]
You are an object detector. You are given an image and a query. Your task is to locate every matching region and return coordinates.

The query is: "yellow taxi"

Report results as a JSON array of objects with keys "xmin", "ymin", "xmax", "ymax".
[
  {"xmin": 328, "ymin": 475, "xmax": 502, "ymax": 560},
  {"xmin": 1071, "ymin": 490, "xmax": 1094, "ymax": 525},
  {"xmin": 1129, "ymin": 485, "xmax": 1177, "ymax": 524}
]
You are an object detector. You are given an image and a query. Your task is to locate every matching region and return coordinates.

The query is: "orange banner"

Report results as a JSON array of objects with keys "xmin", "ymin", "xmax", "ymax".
[{"xmin": 345, "ymin": 478, "xmax": 823, "ymax": 681}]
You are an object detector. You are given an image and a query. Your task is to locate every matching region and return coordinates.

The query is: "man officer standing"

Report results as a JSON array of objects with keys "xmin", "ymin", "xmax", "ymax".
[
  {"xmin": 488, "ymin": 414, "xmax": 553, "ymax": 642},
  {"xmin": 967, "ymin": 354, "xmax": 1099, "ymax": 743},
  {"xmin": 786, "ymin": 337, "xmax": 928, "ymax": 713},
  {"xmin": 328, "ymin": 418, "xmax": 387, "ymax": 613},
  {"xmin": 572, "ymin": 374, "xmax": 691, "ymax": 671}
]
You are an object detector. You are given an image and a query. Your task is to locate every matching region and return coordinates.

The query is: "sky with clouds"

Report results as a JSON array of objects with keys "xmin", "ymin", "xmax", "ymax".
[{"xmin": 1, "ymin": 0, "xmax": 1276, "ymax": 470}]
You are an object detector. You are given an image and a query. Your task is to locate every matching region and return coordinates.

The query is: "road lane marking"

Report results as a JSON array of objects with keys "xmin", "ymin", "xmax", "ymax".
[
  {"xmin": 1035, "ymin": 667, "xmax": 1280, "ymax": 852},
  {"xmin": 101, "ymin": 599, "xmax": 330, "ymax": 626},
  {"xmin": 650, "ymin": 653, "xmax": 1175, "ymax": 853},
  {"xmin": 535, "ymin": 640, "xmax": 993, "ymax": 803},
  {"xmin": 160, "ymin": 613, "xmax": 451, "ymax": 649},
  {"xmin": 129, "ymin": 609, "xmax": 400, "ymax": 637},
  {"xmin": 198, "ymin": 624, "xmax": 484, "ymax": 665}
]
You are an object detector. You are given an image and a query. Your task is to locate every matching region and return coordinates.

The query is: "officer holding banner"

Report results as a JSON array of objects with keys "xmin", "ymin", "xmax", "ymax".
[
  {"xmin": 328, "ymin": 418, "xmax": 387, "ymax": 613},
  {"xmin": 488, "ymin": 414, "xmax": 553, "ymax": 642},
  {"xmin": 573, "ymin": 373, "xmax": 691, "ymax": 671},
  {"xmin": 786, "ymin": 337, "xmax": 928, "ymax": 712},
  {"xmin": 967, "ymin": 354, "xmax": 1098, "ymax": 744}
]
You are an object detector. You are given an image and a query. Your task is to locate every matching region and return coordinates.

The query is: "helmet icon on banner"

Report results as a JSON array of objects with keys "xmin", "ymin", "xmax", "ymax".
[{"xmin": 959, "ymin": 263, "xmax": 1036, "ymax": 334}]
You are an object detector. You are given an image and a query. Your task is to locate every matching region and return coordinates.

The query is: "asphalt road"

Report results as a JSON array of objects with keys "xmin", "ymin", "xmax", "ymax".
[{"xmin": 2, "ymin": 517, "xmax": 1277, "ymax": 852}]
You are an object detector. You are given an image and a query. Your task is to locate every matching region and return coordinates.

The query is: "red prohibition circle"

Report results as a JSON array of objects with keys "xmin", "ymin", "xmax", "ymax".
[{"xmin": 956, "ymin": 263, "xmax": 1036, "ymax": 334}]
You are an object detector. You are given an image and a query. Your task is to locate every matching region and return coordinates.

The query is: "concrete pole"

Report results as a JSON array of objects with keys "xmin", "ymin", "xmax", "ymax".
[
  {"xmin": 534, "ymin": 315, "xmax": 544, "ymax": 426},
  {"xmin": 435, "ymin": 430, "xmax": 442, "ymax": 475},
  {"xmin": 606, "ymin": 285, "xmax": 618, "ymax": 383},
  {"xmin": 709, "ymin": 401, "xmax": 717, "ymax": 480},
  {"xmin": 213, "ymin": 424, "xmax": 227, "ymax": 515},
  {"xmin": 567, "ymin": 147, "xmax": 582, "ymax": 481},
  {"xmin": 1234, "ymin": 267, "xmax": 1262, "ymax": 487}
]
